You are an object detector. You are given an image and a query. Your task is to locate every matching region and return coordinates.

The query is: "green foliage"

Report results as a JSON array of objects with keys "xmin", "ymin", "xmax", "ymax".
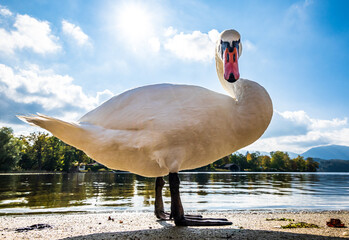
[
  {"xmin": 213, "ymin": 151, "xmax": 319, "ymax": 172},
  {"xmin": 260, "ymin": 155, "xmax": 271, "ymax": 170},
  {"xmin": 246, "ymin": 152, "xmax": 260, "ymax": 171},
  {"xmin": 229, "ymin": 153, "xmax": 248, "ymax": 170},
  {"xmin": 281, "ymin": 222, "xmax": 319, "ymax": 229},
  {"xmin": 0, "ymin": 127, "xmax": 21, "ymax": 171},
  {"xmin": 0, "ymin": 127, "xmax": 95, "ymax": 172},
  {"xmin": 270, "ymin": 151, "xmax": 288, "ymax": 170},
  {"xmin": 305, "ymin": 157, "xmax": 319, "ymax": 172},
  {"xmin": 317, "ymin": 159, "xmax": 349, "ymax": 172}
]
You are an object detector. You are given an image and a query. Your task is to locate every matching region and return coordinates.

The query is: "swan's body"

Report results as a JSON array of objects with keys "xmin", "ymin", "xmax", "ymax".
[
  {"xmin": 19, "ymin": 29, "xmax": 273, "ymax": 226},
  {"xmin": 19, "ymin": 80, "xmax": 271, "ymax": 177}
]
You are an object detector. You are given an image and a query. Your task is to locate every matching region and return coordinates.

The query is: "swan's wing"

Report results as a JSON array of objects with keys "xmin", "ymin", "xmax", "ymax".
[{"xmin": 79, "ymin": 84, "xmax": 233, "ymax": 131}]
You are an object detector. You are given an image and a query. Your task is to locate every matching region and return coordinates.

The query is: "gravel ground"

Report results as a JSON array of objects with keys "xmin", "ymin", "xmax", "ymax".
[{"xmin": 0, "ymin": 211, "xmax": 348, "ymax": 239}]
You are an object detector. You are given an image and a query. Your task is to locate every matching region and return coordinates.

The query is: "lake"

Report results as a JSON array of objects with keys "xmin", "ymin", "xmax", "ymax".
[{"xmin": 0, "ymin": 172, "xmax": 348, "ymax": 215}]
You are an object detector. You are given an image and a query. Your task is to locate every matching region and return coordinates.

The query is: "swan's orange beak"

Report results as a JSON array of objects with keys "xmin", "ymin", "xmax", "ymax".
[{"xmin": 223, "ymin": 47, "xmax": 239, "ymax": 83}]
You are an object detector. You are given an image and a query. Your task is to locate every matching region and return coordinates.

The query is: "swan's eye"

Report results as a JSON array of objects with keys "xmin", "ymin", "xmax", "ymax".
[
  {"xmin": 232, "ymin": 40, "xmax": 240, "ymax": 57},
  {"xmin": 221, "ymin": 41, "xmax": 230, "ymax": 58}
]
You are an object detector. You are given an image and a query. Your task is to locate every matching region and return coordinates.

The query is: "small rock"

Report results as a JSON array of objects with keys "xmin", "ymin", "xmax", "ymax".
[
  {"xmin": 343, "ymin": 232, "xmax": 349, "ymax": 236},
  {"xmin": 119, "ymin": 220, "xmax": 123, "ymax": 223}
]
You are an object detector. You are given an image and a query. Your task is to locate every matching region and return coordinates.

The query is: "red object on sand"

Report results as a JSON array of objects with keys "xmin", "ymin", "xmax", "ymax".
[{"xmin": 326, "ymin": 218, "xmax": 345, "ymax": 228}]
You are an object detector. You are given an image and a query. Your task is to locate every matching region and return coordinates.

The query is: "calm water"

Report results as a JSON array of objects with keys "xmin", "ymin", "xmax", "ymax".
[{"xmin": 0, "ymin": 172, "xmax": 348, "ymax": 215}]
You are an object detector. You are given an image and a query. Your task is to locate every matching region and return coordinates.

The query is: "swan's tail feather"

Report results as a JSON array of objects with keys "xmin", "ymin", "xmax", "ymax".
[{"xmin": 17, "ymin": 113, "xmax": 92, "ymax": 150}]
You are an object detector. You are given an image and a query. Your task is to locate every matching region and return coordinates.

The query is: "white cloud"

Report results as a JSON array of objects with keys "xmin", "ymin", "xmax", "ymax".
[
  {"xmin": 0, "ymin": 63, "xmax": 112, "ymax": 113},
  {"xmin": 164, "ymin": 29, "xmax": 220, "ymax": 62},
  {"xmin": 164, "ymin": 26, "xmax": 177, "ymax": 37},
  {"xmin": 246, "ymin": 127, "xmax": 349, "ymax": 154},
  {"xmin": 0, "ymin": 5, "xmax": 12, "ymax": 16},
  {"xmin": 61, "ymin": 20, "xmax": 90, "ymax": 46},
  {"xmin": 244, "ymin": 110, "xmax": 349, "ymax": 153},
  {"xmin": 278, "ymin": 110, "xmax": 347, "ymax": 130},
  {"xmin": 0, "ymin": 14, "xmax": 60, "ymax": 55},
  {"xmin": 96, "ymin": 89, "xmax": 114, "ymax": 104},
  {"xmin": 278, "ymin": 110, "xmax": 310, "ymax": 125},
  {"xmin": 162, "ymin": 28, "xmax": 255, "ymax": 62}
]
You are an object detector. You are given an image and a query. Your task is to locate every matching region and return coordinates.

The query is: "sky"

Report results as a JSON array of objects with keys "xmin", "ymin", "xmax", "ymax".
[{"xmin": 0, "ymin": 0, "xmax": 348, "ymax": 154}]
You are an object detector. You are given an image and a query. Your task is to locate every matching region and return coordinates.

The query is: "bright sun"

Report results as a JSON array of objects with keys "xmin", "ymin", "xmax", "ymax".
[{"xmin": 117, "ymin": 3, "xmax": 154, "ymax": 42}]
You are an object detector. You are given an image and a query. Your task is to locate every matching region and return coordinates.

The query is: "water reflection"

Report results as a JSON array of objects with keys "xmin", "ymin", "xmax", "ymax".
[{"xmin": 0, "ymin": 172, "xmax": 348, "ymax": 214}]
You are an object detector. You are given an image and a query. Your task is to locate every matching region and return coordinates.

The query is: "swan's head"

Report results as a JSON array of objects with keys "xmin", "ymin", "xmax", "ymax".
[{"xmin": 215, "ymin": 29, "xmax": 242, "ymax": 83}]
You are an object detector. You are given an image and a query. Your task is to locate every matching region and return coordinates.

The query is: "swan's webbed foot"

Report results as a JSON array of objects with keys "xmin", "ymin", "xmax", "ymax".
[
  {"xmin": 174, "ymin": 216, "xmax": 232, "ymax": 226},
  {"xmin": 155, "ymin": 210, "xmax": 203, "ymax": 221},
  {"xmin": 154, "ymin": 177, "xmax": 202, "ymax": 221},
  {"xmin": 155, "ymin": 209, "xmax": 170, "ymax": 220},
  {"xmin": 169, "ymin": 172, "xmax": 232, "ymax": 227}
]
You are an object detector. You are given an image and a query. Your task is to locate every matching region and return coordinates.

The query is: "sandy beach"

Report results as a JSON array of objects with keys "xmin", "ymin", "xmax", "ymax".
[{"xmin": 0, "ymin": 211, "xmax": 348, "ymax": 239}]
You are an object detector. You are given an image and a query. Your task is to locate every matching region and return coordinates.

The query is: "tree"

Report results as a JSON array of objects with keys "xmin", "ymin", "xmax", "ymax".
[
  {"xmin": 16, "ymin": 133, "xmax": 92, "ymax": 172},
  {"xmin": 246, "ymin": 152, "xmax": 260, "ymax": 171},
  {"xmin": 287, "ymin": 158, "xmax": 298, "ymax": 172},
  {"xmin": 270, "ymin": 151, "xmax": 290, "ymax": 171},
  {"xmin": 62, "ymin": 147, "xmax": 74, "ymax": 172},
  {"xmin": 42, "ymin": 136, "xmax": 63, "ymax": 171},
  {"xmin": 305, "ymin": 157, "xmax": 319, "ymax": 172},
  {"xmin": 0, "ymin": 127, "xmax": 21, "ymax": 171},
  {"xmin": 22, "ymin": 132, "xmax": 50, "ymax": 170},
  {"xmin": 260, "ymin": 155, "xmax": 271, "ymax": 170},
  {"xmin": 229, "ymin": 153, "xmax": 248, "ymax": 170},
  {"xmin": 293, "ymin": 156, "xmax": 306, "ymax": 172}
]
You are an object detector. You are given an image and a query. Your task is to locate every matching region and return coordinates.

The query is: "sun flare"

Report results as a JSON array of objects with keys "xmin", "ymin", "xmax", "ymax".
[{"xmin": 117, "ymin": 3, "xmax": 154, "ymax": 42}]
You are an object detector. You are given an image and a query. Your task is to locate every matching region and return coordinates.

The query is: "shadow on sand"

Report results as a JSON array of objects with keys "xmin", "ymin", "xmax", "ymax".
[{"xmin": 62, "ymin": 221, "xmax": 345, "ymax": 240}]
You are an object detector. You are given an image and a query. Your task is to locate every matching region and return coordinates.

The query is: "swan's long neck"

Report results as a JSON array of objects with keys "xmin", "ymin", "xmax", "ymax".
[{"xmin": 216, "ymin": 54, "xmax": 273, "ymax": 150}]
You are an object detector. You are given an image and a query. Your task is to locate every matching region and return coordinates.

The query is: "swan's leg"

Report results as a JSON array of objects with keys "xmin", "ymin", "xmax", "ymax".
[
  {"xmin": 154, "ymin": 176, "xmax": 202, "ymax": 221},
  {"xmin": 169, "ymin": 172, "xmax": 232, "ymax": 226},
  {"xmin": 154, "ymin": 177, "xmax": 168, "ymax": 220}
]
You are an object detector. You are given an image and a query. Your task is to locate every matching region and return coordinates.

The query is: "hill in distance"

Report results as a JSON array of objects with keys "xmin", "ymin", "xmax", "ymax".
[
  {"xmin": 239, "ymin": 145, "xmax": 349, "ymax": 161},
  {"xmin": 301, "ymin": 145, "xmax": 349, "ymax": 160}
]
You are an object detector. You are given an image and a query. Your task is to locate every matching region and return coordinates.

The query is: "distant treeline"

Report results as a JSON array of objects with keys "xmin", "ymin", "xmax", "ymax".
[
  {"xmin": 0, "ymin": 127, "xmax": 94, "ymax": 172},
  {"xmin": 0, "ymin": 127, "xmax": 319, "ymax": 172},
  {"xmin": 196, "ymin": 151, "xmax": 319, "ymax": 172}
]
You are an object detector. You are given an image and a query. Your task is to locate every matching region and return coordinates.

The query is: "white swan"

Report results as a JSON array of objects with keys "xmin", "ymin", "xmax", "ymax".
[{"xmin": 18, "ymin": 29, "xmax": 273, "ymax": 226}]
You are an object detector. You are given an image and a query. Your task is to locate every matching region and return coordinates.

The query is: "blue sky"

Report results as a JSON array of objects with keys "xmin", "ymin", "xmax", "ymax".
[{"xmin": 0, "ymin": 0, "xmax": 348, "ymax": 153}]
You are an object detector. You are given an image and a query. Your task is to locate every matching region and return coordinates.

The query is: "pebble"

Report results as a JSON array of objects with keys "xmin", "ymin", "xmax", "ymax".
[{"xmin": 343, "ymin": 232, "xmax": 349, "ymax": 236}]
